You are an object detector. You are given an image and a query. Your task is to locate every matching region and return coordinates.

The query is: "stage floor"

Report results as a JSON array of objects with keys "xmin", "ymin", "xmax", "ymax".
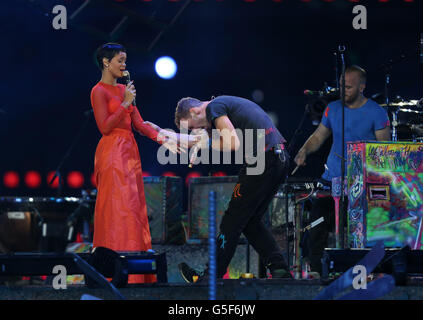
[{"xmin": 2, "ymin": 278, "xmax": 423, "ymax": 300}]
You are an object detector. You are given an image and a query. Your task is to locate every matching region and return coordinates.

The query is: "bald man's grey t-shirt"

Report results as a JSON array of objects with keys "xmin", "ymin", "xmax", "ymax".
[{"xmin": 206, "ymin": 96, "xmax": 286, "ymax": 157}]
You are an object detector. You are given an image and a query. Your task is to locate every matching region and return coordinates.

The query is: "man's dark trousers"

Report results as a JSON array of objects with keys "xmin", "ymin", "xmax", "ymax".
[{"xmin": 216, "ymin": 149, "xmax": 290, "ymax": 278}]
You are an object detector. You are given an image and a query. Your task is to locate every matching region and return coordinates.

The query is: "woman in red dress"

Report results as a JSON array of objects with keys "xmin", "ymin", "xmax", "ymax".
[{"xmin": 90, "ymin": 43, "xmax": 176, "ymax": 284}]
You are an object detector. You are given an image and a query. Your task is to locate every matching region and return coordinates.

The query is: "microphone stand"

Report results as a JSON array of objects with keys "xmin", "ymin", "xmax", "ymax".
[
  {"xmin": 383, "ymin": 64, "xmax": 395, "ymax": 141},
  {"xmin": 49, "ymin": 111, "xmax": 92, "ymax": 196},
  {"xmin": 287, "ymin": 105, "xmax": 309, "ymax": 157},
  {"xmin": 338, "ymin": 45, "xmax": 346, "ymax": 249},
  {"xmin": 379, "ymin": 54, "xmax": 406, "ymax": 141},
  {"xmin": 334, "ymin": 51, "xmax": 339, "ymax": 92}
]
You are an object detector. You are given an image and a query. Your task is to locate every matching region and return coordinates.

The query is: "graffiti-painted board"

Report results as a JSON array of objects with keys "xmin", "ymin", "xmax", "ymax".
[{"xmin": 347, "ymin": 141, "xmax": 423, "ymax": 249}]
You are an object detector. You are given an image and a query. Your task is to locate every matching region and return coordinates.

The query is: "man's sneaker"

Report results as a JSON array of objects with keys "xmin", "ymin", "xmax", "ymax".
[
  {"xmin": 307, "ymin": 271, "xmax": 320, "ymax": 280},
  {"xmin": 270, "ymin": 268, "xmax": 293, "ymax": 279},
  {"xmin": 178, "ymin": 262, "xmax": 207, "ymax": 283},
  {"xmin": 267, "ymin": 261, "xmax": 292, "ymax": 279}
]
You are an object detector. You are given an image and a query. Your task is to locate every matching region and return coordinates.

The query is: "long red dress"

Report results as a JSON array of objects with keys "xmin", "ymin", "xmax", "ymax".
[{"xmin": 90, "ymin": 81, "xmax": 161, "ymax": 283}]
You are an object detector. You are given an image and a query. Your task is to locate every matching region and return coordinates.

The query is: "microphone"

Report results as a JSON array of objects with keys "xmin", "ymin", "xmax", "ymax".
[
  {"xmin": 188, "ymin": 144, "xmax": 200, "ymax": 168},
  {"xmin": 122, "ymin": 70, "xmax": 130, "ymax": 79},
  {"xmin": 304, "ymin": 90, "xmax": 325, "ymax": 97},
  {"xmin": 304, "ymin": 87, "xmax": 339, "ymax": 98},
  {"xmin": 122, "ymin": 70, "xmax": 136, "ymax": 106}
]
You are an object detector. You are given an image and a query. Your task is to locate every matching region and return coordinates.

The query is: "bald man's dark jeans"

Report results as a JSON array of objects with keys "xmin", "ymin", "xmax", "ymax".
[
  {"xmin": 307, "ymin": 195, "xmax": 335, "ymax": 274},
  {"xmin": 307, "ymin": 180, "xmax": 348, "ymax": 274}
]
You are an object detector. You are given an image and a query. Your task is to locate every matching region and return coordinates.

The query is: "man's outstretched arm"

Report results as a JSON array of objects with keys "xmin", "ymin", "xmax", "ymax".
[{"xmin": 294, "ymin": 123, "xmax": 332, "ymax": 167}]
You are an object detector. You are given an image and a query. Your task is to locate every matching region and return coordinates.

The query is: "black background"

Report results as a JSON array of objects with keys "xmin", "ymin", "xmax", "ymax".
[{"xmin": 0, "ymin": 0, "xmax": 422, "ymax": 198}]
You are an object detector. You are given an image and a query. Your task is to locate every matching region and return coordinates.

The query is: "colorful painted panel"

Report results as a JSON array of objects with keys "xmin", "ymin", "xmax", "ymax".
[
  {"xmin": 347, "ymin": 142, "xmax": 366, "ymax": 248},
  {"xmin": 348, "ymin": 142, "xmax": 423, "ymax": 249}
]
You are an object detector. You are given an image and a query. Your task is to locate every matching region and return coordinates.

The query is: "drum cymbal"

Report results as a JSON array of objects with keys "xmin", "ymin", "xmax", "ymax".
[
  {"xmin": 380, "ymin": 100, "xmax": 419, "ymax": 108},
  {"xmin": 411, "ymin": 124, "xmax": 423, "ymax": 136},
  {"xmin": 398, "ymin": 108, "xmax": 423, "ymax": 114}
]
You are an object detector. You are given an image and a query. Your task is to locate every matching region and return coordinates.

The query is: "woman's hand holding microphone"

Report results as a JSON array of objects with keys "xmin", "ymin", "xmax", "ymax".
[{"xmin": 122, "ymin": 80, "xmax": 136, "ymax": 109}]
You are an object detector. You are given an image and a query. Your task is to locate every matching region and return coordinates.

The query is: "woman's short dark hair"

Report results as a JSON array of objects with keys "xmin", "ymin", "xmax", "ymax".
[{"xmin": 95, "ymin": 43, "xmax": 126, "ymax": 70}]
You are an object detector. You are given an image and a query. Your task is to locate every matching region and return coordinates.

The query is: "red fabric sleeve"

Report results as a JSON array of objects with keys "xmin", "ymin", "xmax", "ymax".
[
  {"xmin": 131, "ymin": 107, "xmax": 164, "ymax": 144},
  {"xmin": 91, "ymin": 86, "xmax": 127, "ymax": 135}
]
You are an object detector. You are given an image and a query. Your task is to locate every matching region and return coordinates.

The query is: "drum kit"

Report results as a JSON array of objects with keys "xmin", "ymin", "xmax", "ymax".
[
  {"xmin": 380, "ymin": 98, "xmax": 423, "ymax": 142},
  {"xmin": 303, "ymin": 86, "xmax": 423, "ymax": 142},
  {"xmin": 290, "ymin": 59, "xmax": 423, "ymax": 277}
]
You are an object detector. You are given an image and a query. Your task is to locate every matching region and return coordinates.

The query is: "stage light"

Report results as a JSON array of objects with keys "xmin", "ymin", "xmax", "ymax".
[
  {"xmin": 4, "ymin": 171, "xmax": 19, "ymax": 188},
  {"xmin": 67, "ymin": 171, "xmax": 84, "ymax": 189},
  {"xmin": 155, "ymin": 56, "xmax": 177, "ymax": 79},
  {"xmin": 212, "ymin": 171, "xmax": 227, "ymax": 177},
  {"xmin": 185, "ymin": 171, "xmax": 202, "ymax": 185},
  {"xmin": 25, "ymin": 171, "xmax": 41, "ymax": 189},
  {"xmin": 162, "ymin": 171, "xmax": 177, "ymax": 177},
  {"xmin": 47, "ymin": 171, "xmax": 60, "ymax": 188},
  {"xmin": 142, "ymin": 171, "xmax": 151, "ymax": 177}
]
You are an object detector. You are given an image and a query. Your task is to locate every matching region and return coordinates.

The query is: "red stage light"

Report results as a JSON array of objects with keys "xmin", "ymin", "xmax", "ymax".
[
  {"xmin": 162, "ymin": 171, "xmax": 177, "ymax": 177},
  {"xmin": 46, "ymin": 171, "xmax": 60, "ymax": 188},
  {"xmin": 4, "ymin": 171, "xmax": 19, "ymax": 188},
  {"xmin": 212, "ymin": 171, "xmax": 227, "ymax": 177},
  {"xmin": 185, "ymin": 171, "xmax": 202, "ymax": 185},
  {"xmin": 25, "ymin": 171, "xmax": 41, "ymax": 189},
  {"xmin": 67, "ymin": 171, "xmax": 84, "ymax": 189},
  {"xmin": 142, "ymin": 171, "xmax": 151, "ymax": 177}
]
